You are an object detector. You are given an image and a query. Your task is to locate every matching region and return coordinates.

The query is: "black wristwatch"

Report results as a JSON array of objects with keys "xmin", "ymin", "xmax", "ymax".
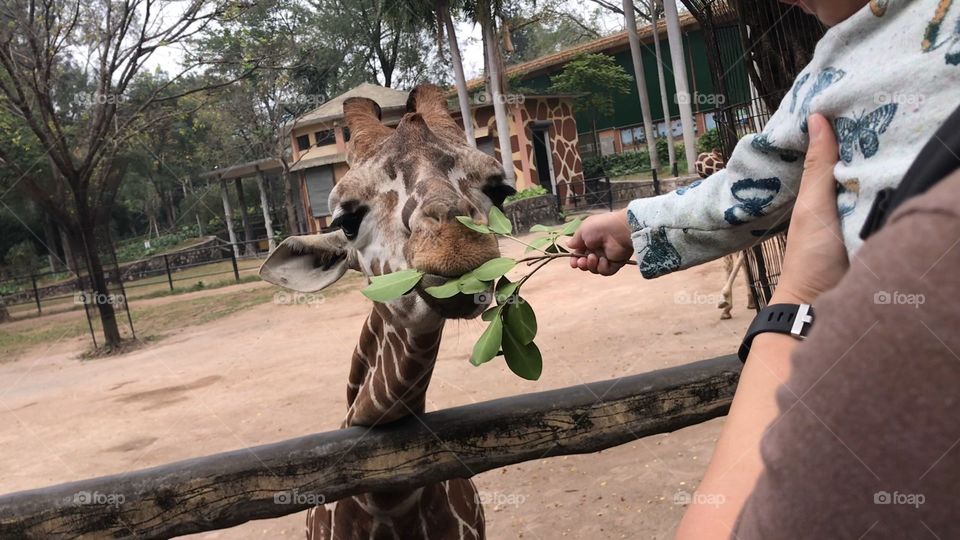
[{"xmin": 738, "ymin": 303, "xmax": 814, "ymax": 362}]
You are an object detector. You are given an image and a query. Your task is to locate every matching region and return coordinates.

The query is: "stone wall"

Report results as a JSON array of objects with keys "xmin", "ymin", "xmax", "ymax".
[
  {"xmin": 503, "ymin": 194, "xmax": 563, "ymax": 234},
  {"xmin": 609, "ymin": 175, "xmax": 701, "ymax": 207}
]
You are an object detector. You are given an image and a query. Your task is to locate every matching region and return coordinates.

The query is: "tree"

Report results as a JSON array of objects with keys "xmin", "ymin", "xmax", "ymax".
[
  {"xmin": 650, "ymin": 0, "xmax": 676, "ymax": 172},
  {"xmin": 392, "ymin": 0, "xmax": 477, "ymax": 147},
  {"xmin": 0, "ymin": 0, "xmax": 256, "ymax": 347},
  {"xmin": 548, "ymin": 53, "xmax": 633, "ymax": 153},
  {"xmin": 623, "ymin": 0, "xmax": 660, "ymax": 169},
  {"xmin": 472, "ymin": 0, "xmax": 517, "ymax": 185}
]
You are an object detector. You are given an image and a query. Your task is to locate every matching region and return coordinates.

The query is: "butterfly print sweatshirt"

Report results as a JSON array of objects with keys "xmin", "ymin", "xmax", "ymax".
[{"xmin": 626, "ymin": 0, "xmax": 960, "ymax": 278}]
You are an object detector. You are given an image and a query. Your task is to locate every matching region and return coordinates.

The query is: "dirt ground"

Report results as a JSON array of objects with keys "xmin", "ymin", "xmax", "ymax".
[{"xmin": 0, "ymin": 233, "xmax": 752, "ymax": 539}]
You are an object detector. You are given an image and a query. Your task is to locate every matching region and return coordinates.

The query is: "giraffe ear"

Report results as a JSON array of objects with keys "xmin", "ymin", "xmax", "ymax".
[
  {"xmin": 343, "ymin": 97, "xmax": 393, "ymax": 164},
  {"xmin": 259, "ymin": 232, "xmax": 357, "ymax": 293}
]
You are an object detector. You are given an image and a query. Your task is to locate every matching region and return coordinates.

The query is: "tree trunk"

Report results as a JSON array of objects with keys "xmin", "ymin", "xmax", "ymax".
[
  {"xmin": 281, "ymin": 167, "xmax": 300, "ymax": 236},
  {"xmin": 77, "ymin": 218, "xmax": 122, "ymax": 347},
  {"xmin": 440, "ymin": 1, "xmax": 476, "ymax": 148},
  {"xmin": 234, "ymin": 179, "xmax": 255, "ymax": 256},
  {"xmin": 481, "ymin": 14, "xmax": 517, "ymax": 185},
  {"xmin": 650, "ymin": 0, "xmax": 677, "ymax": 172},
  {"xmin": 623, "ymin": 0, "xmax": 660, "ymax": 170},
  {"xmin": 59, "ymin": 226, "xmax": 77, "ymax": 274},
  {"xmin": 663, "ymin": 0, "xmax": 698, "ymax": 173}
]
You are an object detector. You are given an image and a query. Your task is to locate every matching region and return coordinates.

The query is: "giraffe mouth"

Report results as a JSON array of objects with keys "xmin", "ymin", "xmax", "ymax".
[{"xmin": 414, "ymin": 273, "xmax": 492, "ymax": 319}]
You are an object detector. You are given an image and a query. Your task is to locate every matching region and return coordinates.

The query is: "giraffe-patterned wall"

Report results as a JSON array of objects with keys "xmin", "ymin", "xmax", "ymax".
[{"xmin": 470, "ymin": 96, "xmax": 584, "ymax": 196}]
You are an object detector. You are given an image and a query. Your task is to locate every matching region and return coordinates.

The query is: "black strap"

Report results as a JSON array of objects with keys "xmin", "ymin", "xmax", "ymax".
[
  {"xmin": 738, "ymin": 303, "xmax": 814, "ymax": 363},
  {"xmin": 861, "ymin": 104, "xmax": 960, "ymax": 240}
]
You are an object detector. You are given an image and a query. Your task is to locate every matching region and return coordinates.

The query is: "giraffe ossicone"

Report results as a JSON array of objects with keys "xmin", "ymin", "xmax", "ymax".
[{"xmin": 260, "ymin": 84, "xmax": 516, "ymax": 539}]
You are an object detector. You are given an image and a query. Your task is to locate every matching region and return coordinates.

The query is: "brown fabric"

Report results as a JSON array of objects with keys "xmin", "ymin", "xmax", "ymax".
[{"xmin": 733, "ymin": 171, "xmax": 960, "ymax": 539}]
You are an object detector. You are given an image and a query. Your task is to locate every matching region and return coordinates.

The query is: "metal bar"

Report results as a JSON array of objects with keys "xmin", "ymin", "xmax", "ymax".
[
  {"xmin": 30, "ymin": 274, "xmax": 41, "ymax": 315},
  {"xmin": 163, "ymin": 255, "xmax": 174, "ymax": 291}
]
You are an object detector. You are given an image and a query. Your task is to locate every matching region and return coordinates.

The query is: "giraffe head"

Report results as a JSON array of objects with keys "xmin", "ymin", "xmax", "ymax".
[{"xmin": 261, "ymin": 84, "xmax": 515, "ymax": 329}]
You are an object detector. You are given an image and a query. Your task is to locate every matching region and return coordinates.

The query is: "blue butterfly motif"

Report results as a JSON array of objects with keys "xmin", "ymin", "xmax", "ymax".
[
  {"xmin": 639, "ymin": 226, "xmax": 682, "ymax": 279},
  {"xmin": 751, "ymin": 133, "xmax": 802, "ymax": 162},
  {"xmin": 834, "ymin": 104, "xmax": 898, "ymax": 163},
  {"xmin": 626, "ymin": 208, "xmax": 641, "ymax": 231},
  {"xmin": 675, "ymin": 179, "xmax": 702, "ymax": 195},
  {"xmin": 799, "ymin": 68, "xmax": 846, "ymax": 132},
  {"xmin": 789, "ymin": 73, "xmax": 810, "ymax": 113},
  {"xmin": 723, "ymin": 177, "xmax": 782, "ymax": 226}
]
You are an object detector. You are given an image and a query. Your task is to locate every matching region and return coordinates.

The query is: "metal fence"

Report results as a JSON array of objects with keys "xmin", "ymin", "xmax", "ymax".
[{"xmin": 0, "ymin": 238, "xmax": 267, "ymax": 322}]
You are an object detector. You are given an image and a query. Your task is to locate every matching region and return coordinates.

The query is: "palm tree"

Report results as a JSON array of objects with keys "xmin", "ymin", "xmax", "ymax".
[
  {"xmin": 651, "ymin": 0, "xmax": 676, "ymax": 173},
  {"xmin": 394, "ymin": 0, "xmax": 477, "ymax": 147},
  {"xmin": 471, "ymin": 0, "xmax": 518, "ymax": 185},
  {"xmin": 623, "ymin": 0, "xmax": 660, "ymax": 170}
]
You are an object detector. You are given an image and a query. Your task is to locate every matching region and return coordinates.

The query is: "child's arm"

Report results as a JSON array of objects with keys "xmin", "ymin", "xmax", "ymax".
[{"xmin": 626, "ymin": 110, "xmax": 808, "ymax": 278}]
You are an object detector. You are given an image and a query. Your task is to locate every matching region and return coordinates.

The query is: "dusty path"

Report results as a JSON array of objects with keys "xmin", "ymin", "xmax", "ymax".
[{"xmin": 0, "ymin": 236, "xmax": 751, "ymax": 539}]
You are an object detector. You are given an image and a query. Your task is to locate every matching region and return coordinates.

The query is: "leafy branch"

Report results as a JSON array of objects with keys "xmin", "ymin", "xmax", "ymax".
[{"xmin": 359, "ymin": 207, "xmax": 634, "ymax": 381}]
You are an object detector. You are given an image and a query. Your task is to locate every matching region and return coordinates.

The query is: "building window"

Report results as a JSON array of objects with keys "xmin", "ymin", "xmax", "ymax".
[
  {"xmin": 314, "ymin": 130, "xmax": 335, "ymax": 147},
  {"xmin": 304, "ymin": 165, "xmax": 335, "ymax": 217},
  {"xmin": 296, "ymin": 134, "xmax": 310, "ymax": 152},
  {"xmin": 619, "ymin": 126, "xmax": 646, "ymax": 152},
  {"xmin": 342, "ymin": 126, "xmax": 351, "ymax": 142}
]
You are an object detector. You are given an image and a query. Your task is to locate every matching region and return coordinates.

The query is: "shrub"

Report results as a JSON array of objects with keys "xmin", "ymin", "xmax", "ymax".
[
  {"xmin": 697, "ymin": 128, "xmax": 722, "ymax": 154},
  {"xmin": 582, "ymin": 151, "xmax": 652, "ymax": 178},
  {"xmin": 3, "ymin": 241, "xmax": 42, "ymax": 275},
  {"xmin": 505, "ymin": 185, "xmax": 548, "ymax": 204}
]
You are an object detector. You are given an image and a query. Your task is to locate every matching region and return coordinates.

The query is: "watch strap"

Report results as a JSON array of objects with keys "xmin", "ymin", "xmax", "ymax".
[{"xmin": 738, "ymin": 303, "xmax": 814, "ymax": 362}]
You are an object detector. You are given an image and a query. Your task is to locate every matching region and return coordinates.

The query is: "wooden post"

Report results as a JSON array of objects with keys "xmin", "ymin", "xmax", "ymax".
[
  {"xmin": 0, "ymin": 356, "xmax": 741, "ymax": 539},
  {"xmin": 256, "ymin": 171, "xmax": 277, "ymax": 252},
  {"xmin": 163, "ymin": 255, "xmax": 174, "ymax": 291},
  {"xmin": 219, "ymin": 179, "xmax": 239, "ymax": 260},
  {"xmin": 30, "ymin": 274, "xmax": 41, "ymax": 314}
]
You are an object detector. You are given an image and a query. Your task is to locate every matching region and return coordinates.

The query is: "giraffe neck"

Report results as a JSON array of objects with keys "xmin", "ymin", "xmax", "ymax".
[{"xmin": 344, "ymin": 303, "xmax": 444, "ymax": 427}]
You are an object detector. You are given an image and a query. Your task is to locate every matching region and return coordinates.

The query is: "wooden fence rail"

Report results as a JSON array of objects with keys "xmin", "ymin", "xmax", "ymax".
[{"xmin": 0, "ymin": 355, "xmax": 742, "ymax": 539}]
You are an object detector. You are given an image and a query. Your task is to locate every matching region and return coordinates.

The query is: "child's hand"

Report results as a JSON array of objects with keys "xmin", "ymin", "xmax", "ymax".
[{"xmin": 568, "ymin": 208, "xmax": 635, "ymax": 275}]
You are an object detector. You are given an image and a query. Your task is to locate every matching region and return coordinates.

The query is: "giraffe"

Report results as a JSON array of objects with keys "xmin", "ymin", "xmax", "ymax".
[
  {"xmin": 259, "ymin": 84, "xmax": 516, "ymax": 540},
  {"xmin": 693, "ymin": 149, "xmax": 756, "ymax": 319}
]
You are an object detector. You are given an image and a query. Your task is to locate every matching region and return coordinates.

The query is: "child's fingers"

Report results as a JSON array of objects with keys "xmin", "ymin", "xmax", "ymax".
[{"xmin": 568, "ymin": 229, "xmax": 586, "ymax": 250}]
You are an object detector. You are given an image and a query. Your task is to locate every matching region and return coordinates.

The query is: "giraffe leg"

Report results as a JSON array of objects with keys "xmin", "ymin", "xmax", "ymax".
[
  {"xmin": 718, "ymin": 253, "xmax": 744, "ymax": 320},
  {"xmin": 305, "ymin": 504, "xmax": 332, "ymax": 540}
]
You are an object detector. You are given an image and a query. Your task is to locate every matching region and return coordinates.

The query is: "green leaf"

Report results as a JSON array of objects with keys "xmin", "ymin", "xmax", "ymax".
[
  {"xmin": 529, "ymin": 224, "xmax": 553, "ymax": 232},
  {"xmin": 481, "ymin": 305, "xmax": 503, "ymax": 322},
  {"xmin": 525, "ymin": 236, "xmax": 553, "ymax": 253},
  {"xmin": 456, "ymin": 216, "xmax": 491, "ymax": 234},
  {"xmin": 458, "ymin": 275, "xmax": 489, "ymax": 294},
  {"xmin": 545, "ymin": 242, "xmax": 569, "ymax": 254},
  {"xmin": 424, "ymin": 279, "xmax": 461, "ymax": 299},
  {"xmin": 495, "ymin": 277, "xmax": 520, "ymax": 304},
  {"xmin": 473, "ymin": 257, "xmax": 517, "ymax": 281},
  {"xmin": 502, "ymin": 327, "xmax": 543, "ymax": 380},
  {"xmin": 505, "ymin": 297, "xmax": 537, "ymax": 344},
  {"xmin": 560, "ymin": 218, "xmax": 583, "ymax": 236},
  {"xmin": 488, "ymin": 206, "xmax": 513, "ymax": 235},
  {"xmin": 361, "ymin": 269, "xmax": 424, "ymax": 302},
  {"xmin": 471, "ymin": 316, "xmax": 503, "ymax": 366}
]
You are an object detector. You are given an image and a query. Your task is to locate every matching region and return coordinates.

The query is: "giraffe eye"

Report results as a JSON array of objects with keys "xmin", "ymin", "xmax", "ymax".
[{"xmin": 330, "ymin": 206, "xmax": 368, "ymax": 240}]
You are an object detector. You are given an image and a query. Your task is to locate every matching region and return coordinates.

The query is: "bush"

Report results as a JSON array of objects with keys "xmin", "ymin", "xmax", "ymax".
[
  {"xmin": 114, "ymin": 224, "xmax": 202, "ymax": 263},
  {"xmin": 697, "ymin": 128, "xmax": 722, "ymax": 154},
  {"xmin": 3, "ymin": 241, "xmax": 42, "ymax": 276},
  {"xmin": 505, "ymin": 185, "xmax": 549, "ymax": 204},
  {"xmin": 582, "ymin": 150, "xmax": 652, "ymax": 178}
]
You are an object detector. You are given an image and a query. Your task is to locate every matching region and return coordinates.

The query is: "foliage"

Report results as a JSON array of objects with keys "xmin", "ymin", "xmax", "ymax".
[
  {"xmin": 3, "ymin": 241, "xmax": 43, "ymax": 276},
  {"xmin": 113, "ymin": 226, "xmax": 203, "ymax": 263},
  {"xmin": 697, "ymin": 128, "xmax": 722, "ymax": 154},
  {"xmin": 504, "ymin": 185, "xmax": 549, "ymax": 204},
  {"xmin": 549, "ymin": 54, "xmax": 633, "ymax": 120},
  {"xmin": 360, "ymin": 207, "xmax": 591, "ymax": 381},
  {"xmin": 582, "ymin": 151, "xmax": 652, "ymax": 178}
]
